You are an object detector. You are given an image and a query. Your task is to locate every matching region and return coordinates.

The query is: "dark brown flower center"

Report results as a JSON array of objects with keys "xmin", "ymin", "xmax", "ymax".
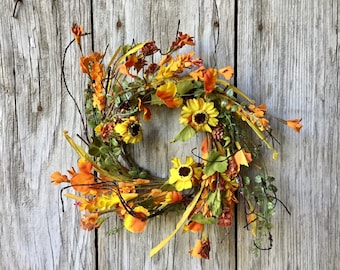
[
  {"xmin": 193, "ymin": 111, "xmax": 208, "ymax": 125},
  {"xmin": 128, "ymin": 122, "xmax": 141, "ymax": 137},
  {"xmin": 179, "ymin": 166, "xmax": 191, "ymax": 177}
]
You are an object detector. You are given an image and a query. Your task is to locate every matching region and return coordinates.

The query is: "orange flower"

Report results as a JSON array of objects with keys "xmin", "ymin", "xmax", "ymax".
[
  {"xmin": 200, "ymin": 136, "xmax": 210, "ymax": 161},
  {"xmin": 156, "ymin": 82, "xmax": 183, "ymax": 108},
  {"xmin": 50, "ymin": 171, "xmax": 68, "ymax": 185},
  {"xmin": 71, "ymin": 173, "xmax": 95, "ymax": 194},
  {"xmin": 78, "ymin": 158, "xmax": 92, "ymax": 173},
  {"xmin": 248, "ymin": 103, "xmax": 267, "ymax": 117},
  {"xmin": 191, "ymin": 67, "xmax": 219, "ymax": 93},
  {"xmin": 286, "ymin": 118, "xmax": 303, "ymax": 133},
  {"xmin": 70, "ymin": 158, "xmax": 95, "ymax": 194},
  {"xmin": 119, "ymin": 182, "xmax": 136, "ymax": 193},
  {"xmin": 138, "ymin": 98, "xmax": 151, "ymax": 121},
  {"xmin": 124, "ymin": 206, "xmax": 149, "ymax": 233},
  {"xmin": 90, "ymin": 61, "xmax": 104, "ymax": 85},
  {"xmin": 119, "ymin": 54, "xmax": 138, "ymax": 77},
  {"xmin": 71, "ymin": 24, "xmax": 83, "ymax": 45},
  {"xmin": 218, "ymin": 66, "xmax": 234, "ymax": 80},
  {"xmin": 165, "ymin": 191, "xmax": 182, "ymax": 204},
  {"xmin": 80, "ymin": 52, "xmax": 103, "ymax": 74},
  {"xmin": 259, "ymin": 117, "xmax": 270, "ymax": 130},
  {"xmin": 150, "ymin": 189, "xmax": 167, "ymax": 205},
  {"xmin": 184, "ymin": 221, "xmax": 204, "ymax": 233},
  {"xmin": 203, "ymin": 68, "xmax": 218, "ymax": 94},
  {"xmin": 80, "ymin": 213, "xmax": 99, "ymax": 231},
  {"xmin": 201, "ymin": 136, "xmax": 209, "ymax": 155},
  {"xmin": 92, "ymin": 93, "xmax": 106, "ymax": 110},
  {"xmin": 171, "ymin": 51, "xmax": 202, "ymax": 73},
  {"xmin": 177, "ymin": 32, "xmax": 195, "ymax": 47},
  {"xmin": 190, "ymin": 66, "xmax": 205, "ymax": 81},
  {"xmin": 150, "ymin": 189, "xmax": 166, "ymax": 197},
  {"xmin": 189, "ymin": 239, "xmax": 203, "ymax": 258}
]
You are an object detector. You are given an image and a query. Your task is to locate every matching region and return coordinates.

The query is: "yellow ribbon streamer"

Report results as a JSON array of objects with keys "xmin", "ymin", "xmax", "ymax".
[{"xmin": 149, "ymin": 180, "xmax": 206, "ymax": 257}]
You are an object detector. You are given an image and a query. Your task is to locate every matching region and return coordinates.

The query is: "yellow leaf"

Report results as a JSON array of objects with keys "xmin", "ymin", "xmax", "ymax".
[
  {"xmin": 247, "ymin": 201, "xmax": 257, "ymax": 237},
  {"xmin": 247, "ymin": 213, "xmax": 257, "ymax": 237},
  {"xmin": 234, "ymin": 150, "xmax": 249, "ymax": 169}
]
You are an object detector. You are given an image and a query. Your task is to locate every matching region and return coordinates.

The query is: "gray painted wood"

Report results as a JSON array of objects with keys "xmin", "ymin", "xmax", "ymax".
[
  {"xmin": 237, "ymin": 1, "xmax": 340, "ymax": 269},
  {"xmin": 0, "ymin": 1, "xmax": 95, "ymax": 269},
  {"xmin": 0, "ymin": 0, "xmax": 338, "ymax": 269}
]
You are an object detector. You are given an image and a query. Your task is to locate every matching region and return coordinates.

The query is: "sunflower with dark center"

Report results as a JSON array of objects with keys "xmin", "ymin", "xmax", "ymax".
[
  {"xmin": 115, "ymin": 116, "xmax": 143, "ymax": 144},
  {"xmin": 168, "ymin": 156, "xmax": 202, "ymax": 191},
  {"xmin": 180, "ymin": 98, "xmax": 219, "ymax": 133}
]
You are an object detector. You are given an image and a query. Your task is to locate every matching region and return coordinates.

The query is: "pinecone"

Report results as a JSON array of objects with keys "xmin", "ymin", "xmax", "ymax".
[{"xmin": 211, "ymin": 123, "xmax": 224, "ymax": 141}]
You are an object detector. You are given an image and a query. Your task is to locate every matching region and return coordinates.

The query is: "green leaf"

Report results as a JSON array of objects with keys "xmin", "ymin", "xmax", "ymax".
[
  {"xmin": 223, "ymin": 136, "xmax": 231, "ymax": 147},
  {"xmin": 194, "ymin": 88, "xmax": 205, "ymax": 98},
  {"xmin": 112, "ymin": 147, "xmax": 121, "ymax": 156},
  {"xmin": 244, "ymin": 176, "xmax": 251, "ymax": 186},
  {"xmin": 226, "ymin": 88, "xmax": 234, "ymax": 97},
  {"xmin": 99, "ymin": 145, "xmax": 110, "ymax": 154},
  {"xmin": 191, "ymin": 213, "xmax": 217, "ymax": 224},
  {"xmin": 176, "ymin": 79, "xmax": 197, "ymax": 95},
  {"xmin": 254, "ymin": 175, "xmax": 262, "ymax": 183},
  {"xmin": 150, "ymin": 94, "xmax": 164, "ymax": 106},
  {"xmin": 206, "ymin": 190, "xmax": 222, "ymax": 217},
  {"xmin": 170, "ymin": 125, "xmax": 196, "ymax": 143},
  {"xmin": 128, "ymin": 170, "xmax": 138, "ymax": 177},
  {"xmin": 138, "ymin": 171, "xmax": 148, "ymax": 178},
  {"xmin": 111, "ymin": 138, "xmax": 119, "ymax": 147},
  {"xmin": 231, "ymin": 105, "xmax": 239, "ymax": 112},
  {"xmin": 203, "ymin": 149, "xmax": 228, "ymax": 176},
  {"xmin": 89, "ymin": 145, "xmax": 100, "ymax": 156},
  {"xmin": 268, "ymin": 184, "xmax": 278, "ymax": 193},
  {"xmin": 92, "ymin": 136, "xmax": 104, "ymax": 147},
  {"xmin": 160, "ymin": 182, "xmax": 177, "ymax": 192}
]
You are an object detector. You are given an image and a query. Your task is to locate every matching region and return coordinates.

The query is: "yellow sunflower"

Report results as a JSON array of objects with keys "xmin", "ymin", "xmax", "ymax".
[
  {"xmin": 168, "ymin": 156, "xmax": 202, "ymax": 191},
  {"xmin": 179, "ymin": 98, "xmax": 219, "ymax": 133},
  {"xmin": 115, "ymin": 116, "xmax": 143, "ymax": 144}
]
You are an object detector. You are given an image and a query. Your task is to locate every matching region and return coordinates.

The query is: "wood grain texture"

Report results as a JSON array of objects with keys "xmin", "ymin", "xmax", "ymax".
[
  {"xmin": 0, "ymin": 0, "xmax": 338, "ymax": 269},
  {"xmin": 237, "ymin": 0, "xmax": 340, "ymax": 269},
  {"xmin": 0, "ymin": 1, "xmax": 96, "ymax": 269}
]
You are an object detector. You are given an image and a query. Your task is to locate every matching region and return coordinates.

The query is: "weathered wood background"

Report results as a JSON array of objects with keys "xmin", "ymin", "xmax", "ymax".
[{"xmin": 1, "ymin": 0, "xmax": 339, "ymax": 269}]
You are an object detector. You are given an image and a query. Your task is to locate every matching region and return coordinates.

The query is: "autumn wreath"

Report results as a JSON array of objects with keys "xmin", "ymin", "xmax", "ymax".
[{"xmin": 51, "ymin": 24, "xmax": 302, "ymax": 259}]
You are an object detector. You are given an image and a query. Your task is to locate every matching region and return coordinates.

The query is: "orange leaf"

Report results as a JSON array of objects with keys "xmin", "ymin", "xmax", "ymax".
[{"xmin": 203, "ymin": 68, "xmax": 217, "ymax": 93}]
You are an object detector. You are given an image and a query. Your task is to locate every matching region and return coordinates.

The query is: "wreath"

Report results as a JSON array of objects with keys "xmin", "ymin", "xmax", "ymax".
[{"xmin": 51, "ymin": 24, "xmax": 302, "ymax": 259}]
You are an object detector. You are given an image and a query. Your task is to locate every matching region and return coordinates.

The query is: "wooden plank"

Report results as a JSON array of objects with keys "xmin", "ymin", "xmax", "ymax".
[
  {"xmin": 0, "ymin": 1, "xmax": 95, "ymax": 269},
  {"xmin": 92, "ymin": 1, "xmax": 236, "ymax": 269},
  {"xmin": 1, "ymin": 0, "xmax": 337, "ymax": 269},
  {"xmin": 237, "ymin": 1, "xmax": 340, "ymax": 269}
]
